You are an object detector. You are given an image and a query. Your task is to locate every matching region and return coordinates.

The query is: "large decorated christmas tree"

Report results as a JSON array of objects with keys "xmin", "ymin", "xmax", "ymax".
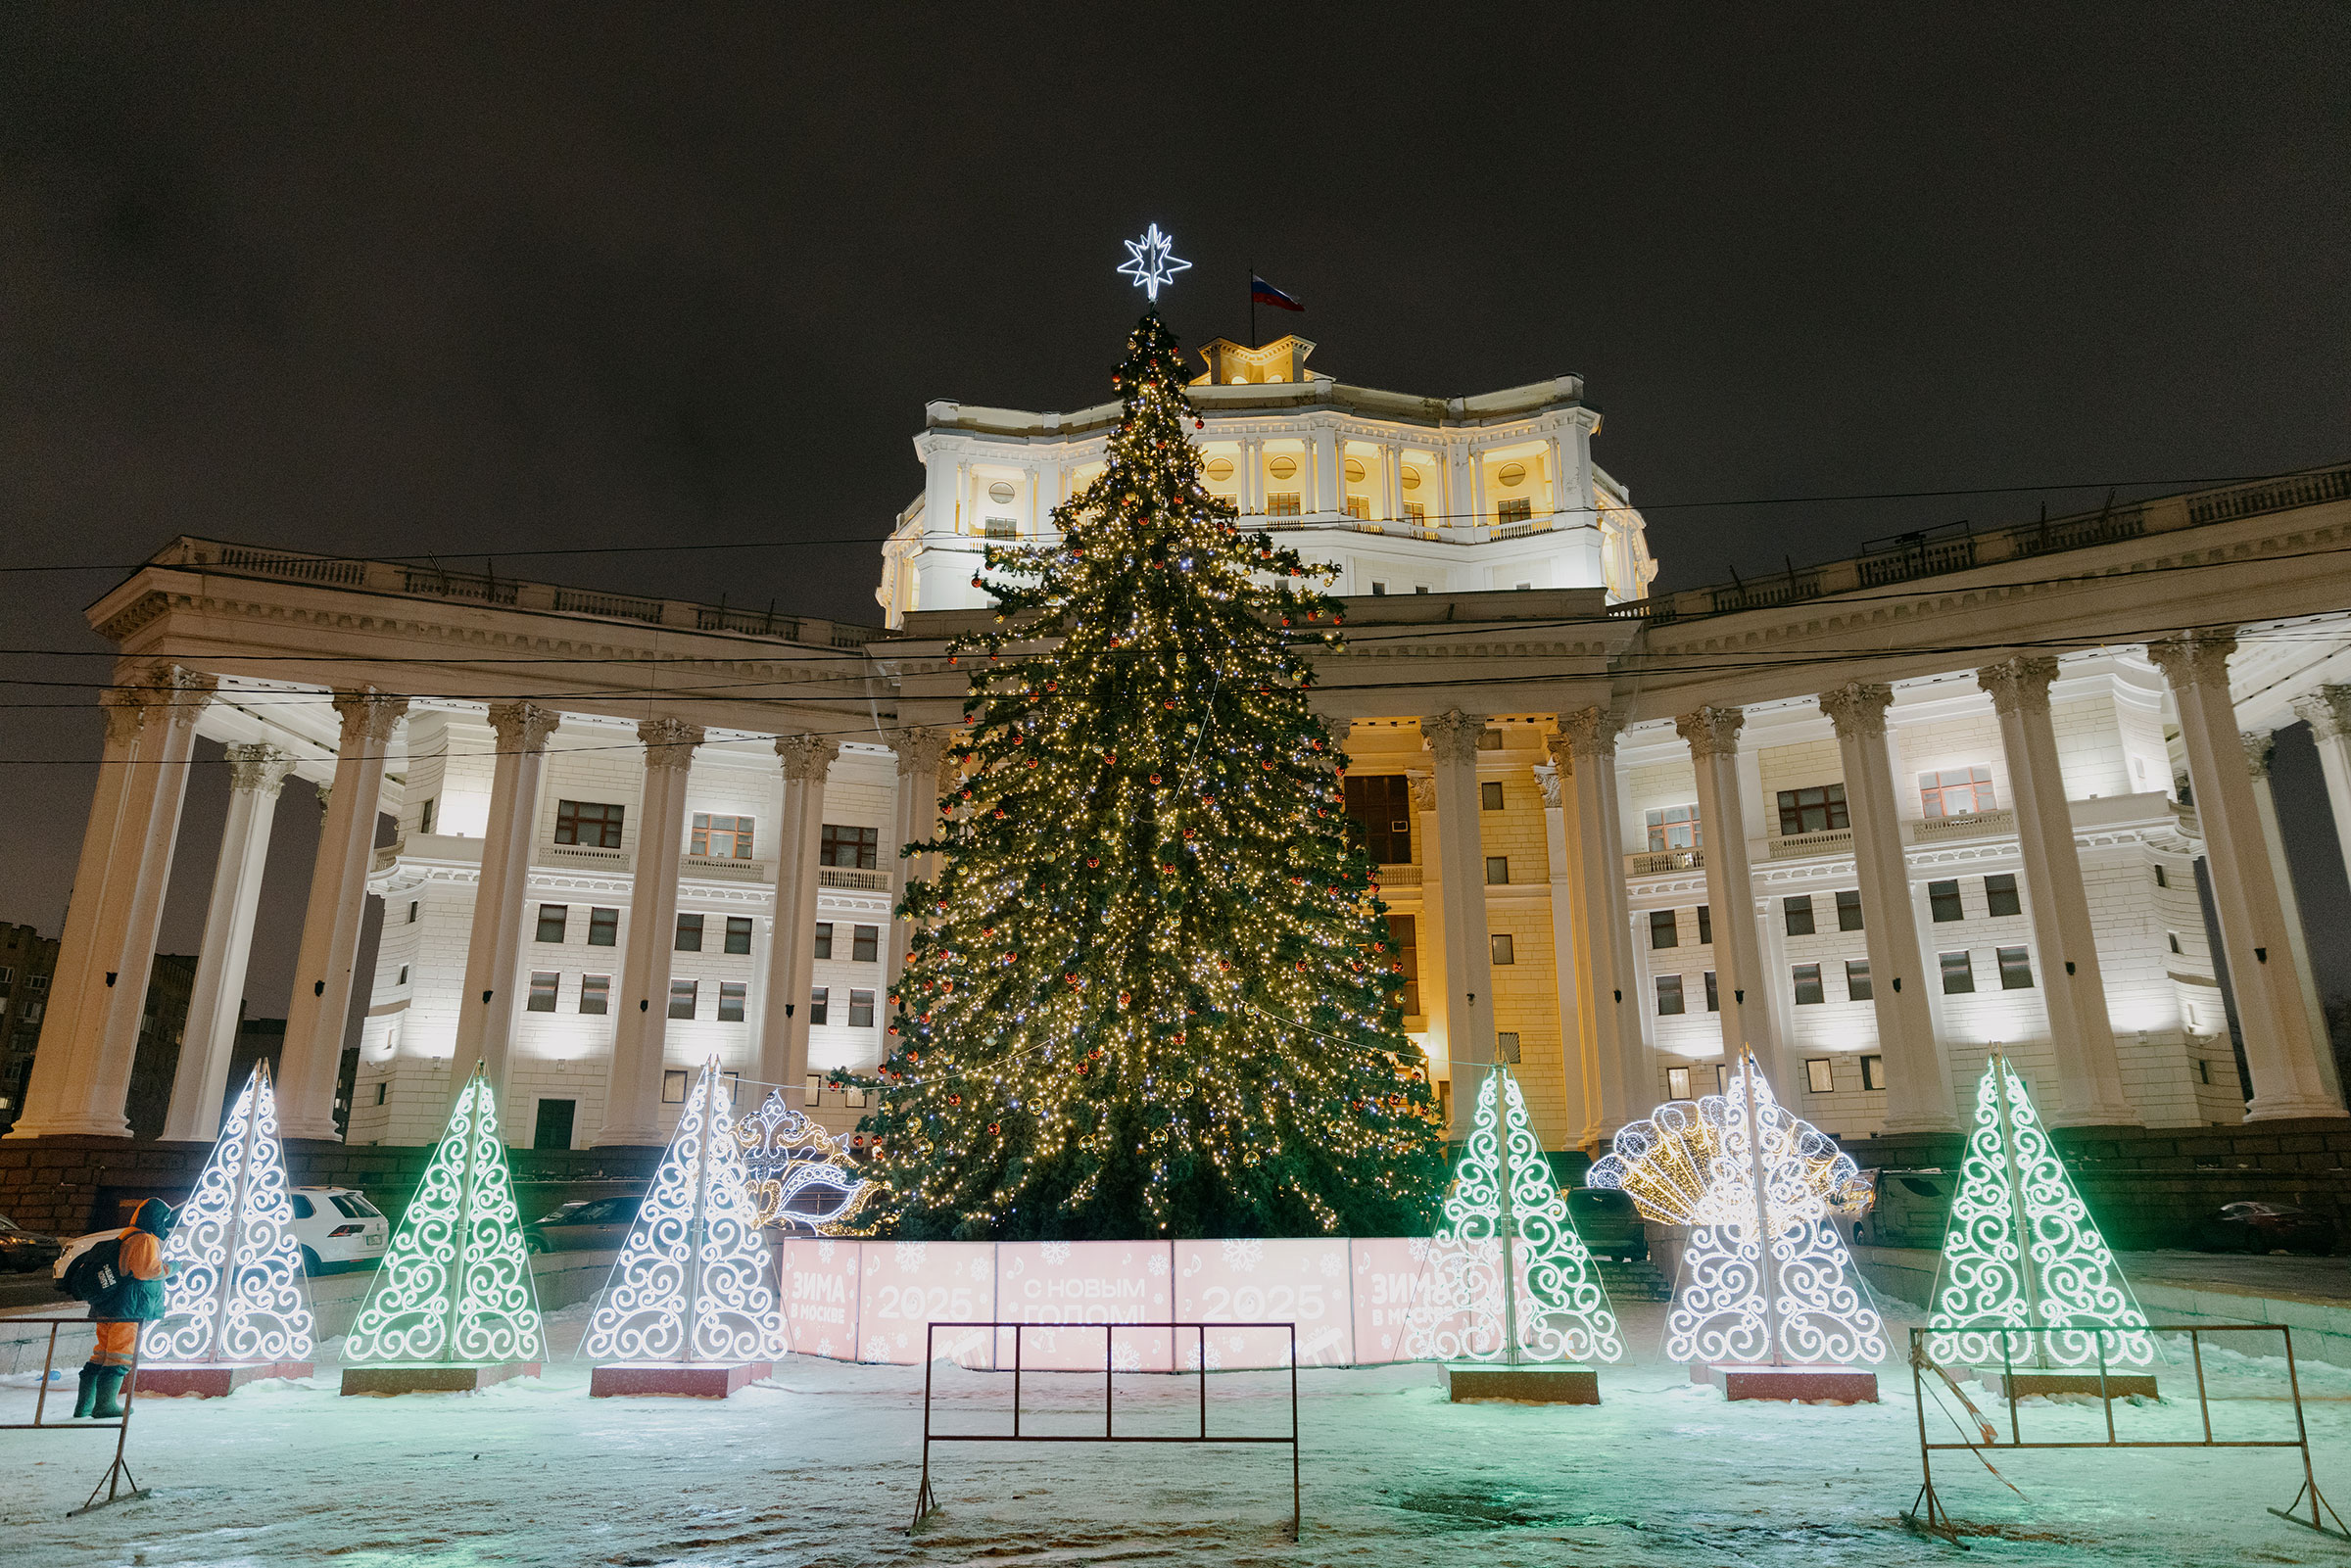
[{"xmin": 860, "ymin": 309, "xmax": 1448, "ymax": 1240}]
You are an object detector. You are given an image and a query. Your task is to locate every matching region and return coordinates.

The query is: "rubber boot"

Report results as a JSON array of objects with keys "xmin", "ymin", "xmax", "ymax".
[
  {"xmin": 72, "ymin": 1363, "xmax": 101, "ymax": 1419},
  {"xmin": 90, "ymin": 1366, "xmax": 128, "ymax": 1419}
]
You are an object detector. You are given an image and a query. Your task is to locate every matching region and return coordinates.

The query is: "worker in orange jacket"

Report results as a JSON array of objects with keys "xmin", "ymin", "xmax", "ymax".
[{"xmin": 74, "ymin": 1198, "xmax": 175, "ymax": 1419}]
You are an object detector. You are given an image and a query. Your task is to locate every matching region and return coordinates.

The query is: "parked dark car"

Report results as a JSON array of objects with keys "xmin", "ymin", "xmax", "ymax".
[
  {"xmin": 1565, "ymin": 1187, "xmax": 1648, "ymax": 1261},
  {"xmin": 523, "ymin": 1195, "xmax": 644, "ymax": 1255},
  {"xmin": 0, "ymin": 1212, "xmax": 63, "ymax": 1272},
  {"xmin": 1851, "ymin": 1168, "xmax": 1953, "ymax": 1250},
  {"xmin": 2192, "ymin": 1201, "xmax": 2337, "ymax": 1257}
]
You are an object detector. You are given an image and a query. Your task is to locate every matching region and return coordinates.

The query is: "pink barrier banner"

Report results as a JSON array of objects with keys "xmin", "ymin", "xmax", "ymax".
[
  {"xmin": 994, "ymin": 1241, "xmax": 1176, "ymax": 1371},
  {"xmin": 856, "ymin": 1240, "xmax": 996, "ymax": 1365},
  {"xmin": 1174, "ymin": 1238, "xmax": 1354, "ymax": 1369},
  {"xmin": 1349, "ymin": 1236, "xmax": 1434, "ymax": 1365},
  {"xmin": 778, "ymin": 1237, "xmax": 861, "ymax": 1360}
]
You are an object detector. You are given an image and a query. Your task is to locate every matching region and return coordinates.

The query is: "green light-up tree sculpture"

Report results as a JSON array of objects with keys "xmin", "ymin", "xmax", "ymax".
[{"xmin": 1927, "ymin": 1050, "xmax": 2154, "ymax": 1370}]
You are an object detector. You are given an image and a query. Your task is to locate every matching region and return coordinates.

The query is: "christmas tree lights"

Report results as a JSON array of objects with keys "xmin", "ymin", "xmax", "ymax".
[
  {"xmin": 858, "ymin": 310, "xmax": 1448, "ymax": 1240},
  {"xmin": 737, "ymin": 1087, "xmax": 871, "ymax": 1233},
  {"xmin": 143, "ymin": 1061, "xmax": 314, "ymax": 1369},
  {"xmin": 343, "ymin": 1068, "xmax": 546, "ymax": 1367},
  {"xmin": 585, "ymin": 1059, "xmax": 777, "ymax": 1365},
  {"xmin": 1407, "ymin": 1064, "xmax": 1622, "ymax": 1365},
  {"xmin": 1927, "ymin": 1051, "xmax": 2155, "ymax": 1369},
  {"xmin": 1593, "ymin": 1052, "xmax": 1884, "ymax": 1366}
]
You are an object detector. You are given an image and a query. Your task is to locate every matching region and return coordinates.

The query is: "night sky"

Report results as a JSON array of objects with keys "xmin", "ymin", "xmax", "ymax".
[{"xmin": 2, "ymin": 7, "xmax": 2346, "ymax": 1022}]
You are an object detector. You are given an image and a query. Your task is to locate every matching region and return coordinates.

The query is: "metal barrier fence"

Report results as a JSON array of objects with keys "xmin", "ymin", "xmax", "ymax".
[
  {"xmin": 913, "ymin": 1320, "xmax": 1301, "ymax": 1539},
  {"xmin": 1903, "ymin": 1323, "xmax": 2347, "ymax": 1548},
  {"xmin": 0, "ymin": 1316, "xmax": 145, "ymax": 1514}
]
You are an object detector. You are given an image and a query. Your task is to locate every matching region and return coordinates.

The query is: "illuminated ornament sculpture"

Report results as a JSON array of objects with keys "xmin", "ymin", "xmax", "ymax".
[
  {"xmin": 1926, "ymin": 1050, "xmax": 2156, "ymax": 1393},
  {"xmin": 586, "ymin": 1059, "xmax": 777, "ymax": 1397},
  {"xmin": 1116, "ymin": 222, "xmax": 1190, "ymax": 303},
  {"xmin": 340, "ymin": 1067, "xmax": 546, "ymax": 1395},
  {"xmin": 1592, "ymin": 1050, "xmax": 1885, "ymax": 1401},
  {"xmin": 1408, "ymin": 1063, "xmax": 1620, "ymax": 1402},
  {"xmin": 736, "ymin": 1088, "xmax": 871, "ymax": 1233},
  {"xmin": 138, "ymin": 1061, "xmax": 314, "ymax": 1397}
]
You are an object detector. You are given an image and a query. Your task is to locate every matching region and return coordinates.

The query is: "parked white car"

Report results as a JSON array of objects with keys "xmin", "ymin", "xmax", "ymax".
[{"xmin": 52, "ymin": 1185, "xmax": 389, "ymax": 1282}]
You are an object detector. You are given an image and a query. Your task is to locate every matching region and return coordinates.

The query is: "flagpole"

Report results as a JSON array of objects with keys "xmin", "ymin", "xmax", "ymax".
[{"xmin": 1249, "ymin": 260, "xmax": 1257, "ymax": 350}]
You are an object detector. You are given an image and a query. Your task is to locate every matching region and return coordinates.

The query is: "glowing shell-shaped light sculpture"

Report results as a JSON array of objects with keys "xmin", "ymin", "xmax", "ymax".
[
  {"xmin": 735, "ymin": 1088, "xmax": 871, "ymax": 1233},
  {"xmin": 1592, "ymin": 1050, "xmax": 1884, "ymax": 1369}
]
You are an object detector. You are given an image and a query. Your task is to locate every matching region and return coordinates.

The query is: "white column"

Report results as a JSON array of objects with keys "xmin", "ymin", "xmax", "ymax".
[
  {"xmin": 2148, "ymin": 630, "xmax": 2345, "ymax": 1119},
  {"xmin": 2245, "ymin": 731, "xmax": 2341, "ymax": 1106},
  {"xmin": 1675, "ymin": 705, "xmax": 1783, "ymax": 1086},
  {"xmin": 162, "ymin": 742, "xmax": 294, "ymax": 1141},
  {"xmin": 278, "ymin": 687, "xmax": 407, "ymax": 1140},
  {"xmin": 12, "ymin": 664, "xmax": 215, "ymax": 1139},
  {"xmin": 2294, "ymin": 688, "xmax": 2351, "ymax": 897},
  {"xmin": 887, "ymin": 726, "xmax": 951, "ymax": 991},
  {"xmin": 1242, "ymin": 438, "xmax": 1263, "ymax": 517},
  {"xmin": 1553, "ymin": 710, "xmax": 1643, "ymax": 1141},
  {"xmin": 1409, "ymin": 771, "xmax": 1450, "ymax": 1096},
  {"xmin": 1423, "ymin": 711, "xmax": 1496, "ymax": 1137},
  {"xmin": 1535, "ymin": 762, "xmax": 1592, "ymax": 1139},
  {"xmin": 449, "ymin": 702, "xmax": 560, "ymax": 1117},
  {"xmin": 596, "ymin": 717, "xmax": 703, "ymax": 1145},
  {"xmin": 1312, "ymin": 425, "xmax": 1340, "ymax": 514},
  {"xmin": 1819, "ymin": 683, "xmax": 1957, "ymax": 1131},
  {"xmin": 760, "ymin": 735, "xmax": 839, "ymax": 1104}
]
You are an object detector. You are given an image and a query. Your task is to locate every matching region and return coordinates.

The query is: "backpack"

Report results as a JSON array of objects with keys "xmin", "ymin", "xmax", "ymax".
[{"xmin": 61, "ymin": 1237, "xmax": 123, "ymax": 1305}]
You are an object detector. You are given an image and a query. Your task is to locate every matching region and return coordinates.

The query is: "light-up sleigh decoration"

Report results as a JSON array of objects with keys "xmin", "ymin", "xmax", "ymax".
[
  {"xmin": 736, "ymin": 1088, "xmax": 871, "ymax": 1234},
  {"xmin": 1592, "ymin": 1050, "xmax": 1885, "ymax": 1402}
]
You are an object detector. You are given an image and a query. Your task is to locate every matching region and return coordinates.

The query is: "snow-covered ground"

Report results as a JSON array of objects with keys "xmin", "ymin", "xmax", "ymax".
[{"xmin": 5, "ymin": 1295, "xmax": 2349, "ymax": 1566}]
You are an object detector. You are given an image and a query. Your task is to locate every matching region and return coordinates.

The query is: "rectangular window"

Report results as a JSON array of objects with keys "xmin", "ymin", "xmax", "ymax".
[
  {"xmin": 1792, "ymin": 964, "xmax": 1825, "ymax": 1005},
  {"xmin": 1940, "ymin": 951, "xmax": 1976, "ymax": 994},
  {"xmin": 690, "ymin": 813, "xmax": 755, "ymax": 860},
  {"xmin": 536, "ymin": 904, "xmax": 568, "ymax": 943},
  {"xmin": 1929, "ymin": 879, "xmax": 1965, "ymax": 923},
  {"xmin": 2196, "ymin": 1057, "xmax": 2212, "ymax": 1085},
  {"xmin": 662, "ymin": 1069, "xmax": 689, "ymax": 1104},
  {"xmin": 724, "ymin": 916, "xmax": 753, "ymax": 955},
  {"xmin": 418, "ymin": 796, "xmax": 436, "ymax": 834},
  {"xmin": 1370, "ymin": 582, "xmax": 1387, "ymax": 595},
  {"xmin": 1404, "ymin": 501, "xmax": 1427, "ymax": 523},
  {"xmin": 554, "ymin": 799, "xmax": 627, "ymax": 848},
  {"xmin": 1343, "ymin": 495, "xmax": 1369, "ymax": 520},
  {"xmin": 1805, "ymin": 1058, "xmax": 1836, "ymax": 1094},
  {"xmin": 1497, "ymin": 497, "xmax": 1534, "ymax": 525},
  {"xmin": 1862, "ymin": 1055, "xmax": 1886, "ymax": 1091},
  {"xmin": 1485, "ymin": 856, "xmax": 1510, "ymax": 885},
  {"xmin": 1996, "ymin": 945, "xmax": 2035, "ymax": 989},
  {"xmin": 1651, "ymin": 910, "xmax": 1679, "ymax": 949},
  {"xmin": 408, "ymin": 901, "xmax": 419, "ymax": 925},
  {"xmin": 2169, "ymin": 930, "xmax": 2183, "ymax": 955},
  {"xmin": 2154, "ymin": 864, "xmax": 2170, "ymax": 888},
  {"xmin": 580, "ymin": 974, "xmax": 610, "ymax": 1015},
  {"xmin": 984, "ymin": 516, "xmax": 1018, "ymax": 540},
  {"xmin": 1698, "ymin": 905, "xmax": 1712, "ymax": 945},
  {"xmin": 1489, "ymin": 932, "xmax": 1515, "ymax": 966},
  {"xmin": 1480, "ymin": 781, "xmax": 1505, "ymax": 811},
  {"xmin": 718, "ymin": 981, "xmax": 746, "ymax": 1022},
  {"xmin": 1704, "ymin": 971, "xmax": 1719, "ymax": 1012},
  {"xmin": 1478, "ymin": 730, "xmax": 1504, "ymax": 751},
  {"xmin": 1266, "ymin": 492, "xmax": 1302, "ymax": 517},
  {"xmin": 1775, "ymin": 784, "xmax": 1850, "ymax": 836},
  {"xmin": 533, "ymin": 1097, "xmax": 574, "ymax": 1151},
  {"xmin": 588, "ymin": 907, "xmax": 619, "ymax": 946},
  {"xmin": 848, "ymin": 988, "xmax": 876, "ymax": 1028},
  {"xmin": 1646, "ymin": 804, "xmax": 1702, "ymax": 851},
  {"xmin": 1342, "ymin": 775, "xmax": 1414, "ymax": 863},
  {"xmin": 1837, "ymin": 890, "xmax": 1864, "ymax": 931},
  {"xmin": 809, "ymin": 987, "xmax": 829, "ymax": 1026},
  {"xmin": 669, "ymin": 979, "xmax": 698, "ymax": 1020},
  {"xmin": 1496, "ymin": 1031, "xmax": 1521, "ymax": 1064},
  {"xmin": 527, "ymin": 972, "xmax": 559, "ymax": 1013},
  {"xmin": 397, "ymin": 965, "xmax": 408, "ymax": 986},
  {"xmin": 675, "ymin": 913, "xmax": 704, "ymax": 952},
  {"xmin": 814, "ymin": 923, "xmax": 833, "ymax": 960},
  {"xmin": 1919, "ymin": 766, "xmax": 1995, "ymax": 819},
  {"xmin": 852, "ymin": 925, "xmax": 880, "ymax": 964},
  {"xmin": 1666, "ymin": 1066, "xmax": 1692, "ymax": 1099},
  {"xmin": 374, "ymin": 1081, "xmax": 388, "ymax": 1107},
  {"xmin": 1784, "ymin": 895, "xmax": 1815, "ymax": 936},
  {"xmin": 1984, "ymin": 874, "xmax": 2022, "ymax": 918},
  {"xmin": 821, "ymin": 824, "xmax": 880, "ymax": 870},
  {"xmin": 1655, "ymin": 974, "xmax": 1686, "ymax": 1015},
  {"xmin": 1846, "ymin": 959, "xmax": 1872, "ymax": 1001}
]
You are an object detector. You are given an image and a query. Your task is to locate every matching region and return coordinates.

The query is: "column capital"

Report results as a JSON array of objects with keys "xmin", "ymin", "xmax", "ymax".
[
  {"xmin": 100, "ymin": 687, "xmax": 149, "ymax": 746},
  {"xmin": 139, "ymin": 662, "xmax": 218, "ymax": 732},
  {"xmin": 487, "ymin": 701, "xmax": 561, "ymax": 753},
  {"xmin": 1976, "ymin": 655, "xmax": 2059, "ymax": 716},
  {"xmin": 2292, "ymin": 685, "xmax": 2351, "ymax": 739},
  {"xmin": 1419, "ymin": 709, "xmax": 1486, "ymax": 766},
  {"xmin": 1555, "ymin": 705, "xmax": 1623, "ymax": 762},
  {"xmin": 223, "ymin": 742, "xmax": 297, "ymax": 797},
  {"xmin": 637, "ymin": 716, "xmax": 705, "ymax": 771},
  {"xmin": 2244, "ymin": 730, "xmax": 2277, "ymax": 780},
  {"xmin": 1818, "ymin": 681, "xmax": 1895, "ymax": 739},
  {"xmin": 332, "ymin": 687, "xmax": 409, "ymax": 745},
  {"xmin": 775, "ymin": 733, "xmax": 842, "ymax": 782},
  {"xmin": 2146, "ymin": 627, "xmax": 2239, "ymax": 690},
  {"xmin": 1532, "ymin": 762, "xmax": 1563, "ymax": 809},
  {"xmin": 1407, "ymin": 771, "xmax": 1436, "ymax": 812},
  {"xmin": 1673, "ymin": 703, "xmax": 1744, "ymax": 758},
  {"xmin": 889, "ymin": 725, "xmax": 952, "ymax": 781}
]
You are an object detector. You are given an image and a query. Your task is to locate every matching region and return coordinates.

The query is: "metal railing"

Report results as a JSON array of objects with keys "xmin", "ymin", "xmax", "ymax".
[
  {"xmin": 1767, "ymin": 828, "xmax": 1853, "ymax": 860},
  {"xmin": 1909, "ymin": 808, "xmax": 2015, "ymax": 845},
  {"xmin": 818, "ymin": 867, "xmax": 890, "ymax": 892},
  {"xmin": 1626, "ymin": 847, "xmax": 1703, "ymax": 876},
  {"xmin": 2, "ymin": 1317, "xmax": 146, "ymax": 1514}
]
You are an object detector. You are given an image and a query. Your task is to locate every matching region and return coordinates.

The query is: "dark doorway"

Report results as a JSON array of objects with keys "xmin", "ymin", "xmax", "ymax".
[{"xmin": 534, "ymin": 1097, "xmax": 576, "ymax": 1150}]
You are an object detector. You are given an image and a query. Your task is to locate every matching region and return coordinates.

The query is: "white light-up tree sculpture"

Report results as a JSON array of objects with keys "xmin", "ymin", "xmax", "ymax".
[
  {"xmin": 1407, "ymin": 1064, "xmax": 1622, "ymax": 1368},
  {"xmin": 141, "ymin": 1062, "xmax": 314, "ymax": 1391},
  {"xmin": 736, "ymin": 1088, "xmax": 871, "ymax": 1233},
  {"xmin": 585, "ymin": 1058, "xmax": 777, "ymax": 1384},
  {"xmin": 1593, "ymin": 1050, "xmax": 1884, "ymax": 1369},
  {"xmin": 1928, "ymin": 1050, "xmax": 2155, "ymax": 1371}
]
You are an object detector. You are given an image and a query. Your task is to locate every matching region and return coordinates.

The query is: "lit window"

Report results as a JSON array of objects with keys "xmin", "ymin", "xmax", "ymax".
[
  {"xmin": 1651, "ymin": 910, "xmax": 1679, "ymax": 949},
  {"xmin": 1805, "ymin": 1058, "xmax": 1835, "ymax": 1094},
  {"xmin": 848, "ymin": 988, "xmax": 876, "ymax": 1028},
  {"xmin": 1703, "ymin": 972, "xmax": 1719, "ymax": 1012},
  {"xmin": 984, "ymin": 517, "xmax": 1017, "ymax": 540},
  {"xmin": 691, "ymin": 813, "xmax": 755, "ymax": 860},
  {"xmin": 554, "ymin": 799, "xmax": 627, "ymax": 848},
  {"xmin": 718, "ymin": 982, "xmax": 746, "ymax": 1022},
  {"xmin": 852, "ymin": 925, "xmax": 880, "ymax": 964},
  {"xmin": 589, "ymin": 907, "xmax": 619, "ymax": 946},
  {"xmin": 669, "ymin": 979, "xmax": 698, "ymax": 1020},
  {"xmin": 536, "ymin": 904, "xmax": 568, "ymax": 943},
  {"xmin": 675, "ymin": 914, "xmax": 704, "ymax": 952},
  {"xmin": 1784, "ymin": 896, "xmax": 1815, "ymax": 936},
  {"xmin": 1481, "ymin": 781, "xmax": 1505, "ymax": 811},
  {"xmin": 1846, "ymin": 960, "xmax": 1872, "ymax": 1001},
  {"xmin": 1862, "ymin": 1055, "xmax": 1886, "ymax": 1091},
  {"xmin": 1996, "ymin": 946, "xmax": 2035, "ymax": 989},
  {"xmin": 814, "ymin": 923, "xmax": 833, "ymax": 960},
  {"xmin": 1666, "ymin": 1066, "xmax": 1692, "ymax": 1099},
  {"xmin": 527, "ymin": 972, "xmax": 559, "ymax": 1013},
  {"xmin": 725, "ymin": 917, "xmax": 753, "ymax": 955},
  {"xmin": 1496, "ymin": 1031, "xmax": 1520, "ymax": 1065},
  {"xmin": 1343, "ymin": 496, "xmax": 1369, "ymax": 520},
  {"xmin": 1490, "ymin": 933, "xmax": 1515, "ymax": 966},
  {"xmin": 1837, "ymin": 890, "xmax": 1864, "ymax": 931},
  {"xmin": 580, "ymin": 974, "xmax": 609, "ymax": 1016},
  {"xmin": 1404, "ymin": 501, "xmax": 1426, "ymax": 523},
  {"xmin": 1485, "ymin": 857, "xmax": 1510, "ymax": 885},
  {"xmin": 1929, "ymin": 880, "xmax": 1965, "ymax": 923},
  {"xmin": 1776, "ymin": 784, "xmax": 1849, "ymax": 836},
  {"xmin": 821, "ymin": 824, "xmax": 880, "ymax": 870},
  {"xmin": 1919, "ymin": 766, "xmax": 1995, "ymax": 819},
  {"xmin": 1646, "ymin": 804, "xmax": 1702, "ymax": 851},
  {"xmin": 1792, "ymin": 964, "xmax": 1825, "ymax": 1005},
  {"xmin": 662, "ymin": 1069, "xmax": 688, "ymax": 1104},
  {"xmin": 1266, "ymin": 493, "xmax": 1302, "ymax": 517},
  {"xmin": 1655, "ymin": 974, "xmax": 1686, "ymax": 1015},
  {"xmin": 1497, "ymin": 497, "xmax": 1533, "ymax": 525},
  {"xmin": 1940, "ymin": 952, "xmax": 1976, "ymax": 994},
  {"xmin": 809, "ymin": 987, "xmax": 829, "ymax": 1026}
]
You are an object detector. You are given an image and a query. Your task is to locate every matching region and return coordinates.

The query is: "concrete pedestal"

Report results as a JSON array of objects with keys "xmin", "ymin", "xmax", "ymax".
[
  {"xmin": 1444, "ymin": 1363, "xmax": 1601, "ymax": 1404},
  {"xmin": 591, "ymin": 1360, "xmax": 772, "ymax": 1399},
  {"xmin": 134, "ymin": 1361, "xmax": 313, "ymax": 1398},
  {"xmin": 1694, "ymin": 1362, "xmax": 1880, "ymax": 1402},
  {"xmin": 1979, "ymin": 1368, "xmax": 2158, "ymax": 1400},
  {"xmin": 341, "ymin": 1361, "xmax": 542, "ymax": 1396}
]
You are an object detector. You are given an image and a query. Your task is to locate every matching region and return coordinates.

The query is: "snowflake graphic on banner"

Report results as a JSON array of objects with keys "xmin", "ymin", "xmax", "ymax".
[
  {"xmin": 343, "ymin": 1068, "xmax": 546, "ymax": 1367},
  {"xmin": 143, "ymin": 1062, "xmax": 314, "ymax": 1368},
  {"xmin": 1927, "ymin": 1051, "xmax": 2155, "ymax": 1369},
  {"xmin": 584, "ymin": 1058, "xmax": 777, "ymax": 1366},
  {"xmin": 1406, "ymin": 1065, "xmax": 1622, "ymax": 1365},
  {"xmin": 1592, "ymin": 1050, "xmax": 1883, "ymax": 1367}
]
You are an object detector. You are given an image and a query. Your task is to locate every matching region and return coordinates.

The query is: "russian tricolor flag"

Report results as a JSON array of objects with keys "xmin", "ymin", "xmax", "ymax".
[{"xmin": 1251, "ymin": 275, "xmax": 1305, "ymax": 312}]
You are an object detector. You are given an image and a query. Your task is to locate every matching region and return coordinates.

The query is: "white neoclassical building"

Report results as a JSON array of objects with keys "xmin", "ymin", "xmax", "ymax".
[{"xmin": 9, "ymin": 335, "xmax": 2351, "ymax": 1165}]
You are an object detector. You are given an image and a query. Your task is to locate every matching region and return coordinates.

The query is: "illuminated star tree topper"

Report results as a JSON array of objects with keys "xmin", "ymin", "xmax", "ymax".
[{"xmin": 1117, "ymin": 222, "xmax": 1190, "ymax": 303}]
